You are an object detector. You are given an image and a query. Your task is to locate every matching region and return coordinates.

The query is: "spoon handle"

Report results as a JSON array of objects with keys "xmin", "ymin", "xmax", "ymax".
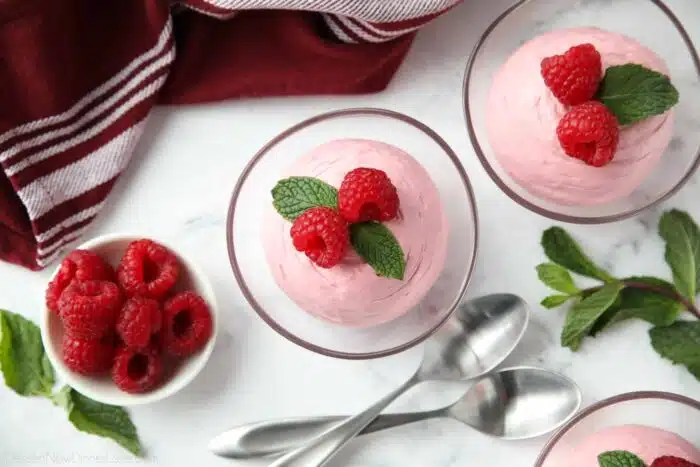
[
  {"xmin": 268, "ymin": 375, "xmax": 419, "ymax": 467},
  {"xmin": 209, "ymin": 410, "xmax": 444, "ymax": 459}
]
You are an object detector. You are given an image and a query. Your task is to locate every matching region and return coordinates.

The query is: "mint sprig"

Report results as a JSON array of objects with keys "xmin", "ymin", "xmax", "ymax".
[
  {"xmin": 598, "ymin": 450, "xmax": 646, "ymax": 467},
  {"xmin": 271, "ymin": 176, "xmax": 338, "ymax": 221},
  {"xmin": 350, "ymin": 222, "xmax": 406, "ymax": 280},
  {"xmin": 0, "ymin": 310, "xmax": 55, "ymax": 397},
  {"xmin": 536, "ymin": 210, "xmax": 700, "ymax": 382},
  {"xmin": 271, "ymin": 175, "xmax": 406, "ymax": 279},
  {"xmin": 595, "ymin": 63, "xmax": 679, "ymax": 125},
  {"xmin": 0, "ymin": 310, "xmax": 143, "ymax": 456}
]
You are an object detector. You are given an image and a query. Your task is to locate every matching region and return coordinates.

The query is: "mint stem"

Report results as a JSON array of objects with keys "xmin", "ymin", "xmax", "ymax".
[{"xmin": 583, "ymin": 281, "xmax": 700, "ymax": 320}]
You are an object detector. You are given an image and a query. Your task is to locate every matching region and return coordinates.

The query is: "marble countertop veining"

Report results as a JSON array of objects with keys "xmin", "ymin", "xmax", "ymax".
[{"xmin": 1, "ymin": 0, "xmax": 699, "ymax": 465}]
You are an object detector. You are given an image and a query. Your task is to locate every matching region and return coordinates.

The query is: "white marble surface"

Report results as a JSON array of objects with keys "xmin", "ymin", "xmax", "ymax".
[{"xmin": 1, "ymin": 0, "xmax": 699, "ymax": 465}]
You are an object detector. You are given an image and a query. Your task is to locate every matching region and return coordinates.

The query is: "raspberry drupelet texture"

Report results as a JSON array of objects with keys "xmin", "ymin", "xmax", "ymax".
[
  {"xmin": 46, "ymin": 250, "xmax": 114, "ymax": 314},
  {"xmin": 116, "ymin": 296, "xmax": 162, "ymax": 350},
  {"xmin": 557, "ymin": 101, "xmax": 620, "ymax": 167},
  {"xmin": 651, "ymin": 457, "xmax": 700, "ymax": 467},
  {"xmin": 58, "ymin": 280, "xmax": 122, "ymax": 339},
  {"xmin": 62, "ymin": 334, "xmax": 115, "ymax": 375},
  {"xmin": 117, "ymin": 239, "xmax": 180, "ymax": 300},
  {"xmin": 338, "ymin": 167, "xmax": 399, "ymax": 223},
  {"xmin": 111, "ymin": 344, "xmax": 163, "ymax": 394},
  {"xmin": 289, "ymin": 207, "xmax": 349, "ymax": 268},
  {"xmin": 541, "ymin": 43, "xmax": 603, "ymax": 106},
  {"xmin": 162, "ymin": 291, "xmax": 213, "ymax": 357}
]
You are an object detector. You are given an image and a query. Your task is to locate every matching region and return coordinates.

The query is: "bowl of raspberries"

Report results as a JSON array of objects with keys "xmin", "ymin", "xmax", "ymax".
[{"xmin": 41, "ymin": 234, "xmax": 217, "ymax": 406}]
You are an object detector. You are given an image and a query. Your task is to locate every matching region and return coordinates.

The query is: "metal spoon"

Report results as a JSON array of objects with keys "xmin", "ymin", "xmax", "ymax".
[
  {"xmin": 209, "ymin": 366, "xmax": 581, "ymax": 459},
  {"xmin": 218, "ymin": 293, "xmax": 529, "ymax": 466}
]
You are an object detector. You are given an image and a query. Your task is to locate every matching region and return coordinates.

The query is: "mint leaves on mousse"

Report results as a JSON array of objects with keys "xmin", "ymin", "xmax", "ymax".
[
  {"xmin": 598, "ymin": 451, "xmax": 647, "ymax": 467},
  {"xmin": 0, "ymin": 310, "xmax": 143, "ymax": 456},
  {"xmin": 271, "ymin": 176, "xmax": 406, "ymax": 280},
  {"xmin": 595, "ymin": 64, "xmax": 679, "ymax": 125},
  {"xmin": 537, "ymin": 209, "xmax": 700, "ymax": 382}
]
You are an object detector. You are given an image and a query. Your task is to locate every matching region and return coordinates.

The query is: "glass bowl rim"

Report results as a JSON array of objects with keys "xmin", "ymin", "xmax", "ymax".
[
  {"xmin": 225, "ymin": 107, "xmax": 480, "ymax": 360},
  {"xmin": 462, "ymin": 0, "xmax": 700, "ymax": 225},
  {"xmin": 533, "ymin": 390, "xmax": 700, "ymax": 466}
]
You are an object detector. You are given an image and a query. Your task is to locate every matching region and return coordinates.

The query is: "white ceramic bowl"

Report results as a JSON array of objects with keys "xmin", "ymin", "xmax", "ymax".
[{"xmin": 40, "ymin": 233, "xmax": 218, "ymax": 406}]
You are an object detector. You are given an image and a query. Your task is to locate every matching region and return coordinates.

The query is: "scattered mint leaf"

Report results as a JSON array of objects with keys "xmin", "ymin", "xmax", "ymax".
[
  {"xmin": 537, "ymin": 263, "xmax": 580, "ymax": 295},
  {"xmin": 562, "ymin": 282, "xmax": 623, "ymax": 351},
  {"xmin": 541, "ymin": 227, "xmax": 614, "ymax": 282},
  {"xmin": 596, "ymin": 63, "xmax": 679, "ymax": 125},
  {"xmin": 541, "ymin": 295, "xmax": 574, "ymax": 309},
  {"xmin": 271, "ymin": 176, "xmax": 338, "ymax": 221},
  {"xmin": 659, "ymin": 210, "xmax": 700, "ymax": 303},
  {"xmin": 649, "ymin": 321, "xmax": 700, "ymax": 380},
  {"xmin": 64, "ymin": 388, "xmax": 143, "ymax": 457},
  {"xmin": 350, "ymin": 222, "xmax": 405, "ymax": 280},
  {"xmin": 598, "ymin": 450, "xmax": 647, "ymax": 467},
  {"xmin": 0, "ymin": 310, "xmax": 55, "ymax": 397}
]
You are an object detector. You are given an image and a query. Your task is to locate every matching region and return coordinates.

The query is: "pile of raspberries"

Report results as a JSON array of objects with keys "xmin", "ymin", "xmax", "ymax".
[{"xmin": 45, "ymin": 239, "xmax": 213, "ymax": 394}]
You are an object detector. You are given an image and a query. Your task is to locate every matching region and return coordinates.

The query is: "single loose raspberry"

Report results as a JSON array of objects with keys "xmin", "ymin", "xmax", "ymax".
[
  {"xmin": 62, "ymin": 334, "xmax": 115, "ymax": 376},
  {"xmin": 162, "ymin": 291, "xmax": 213, "ymax": 357},
  {"xmin": 58, "ymin": 280, "xmax": 122, "ymax": 339},
  {"xmin": 338, "ymin": 168, "xmax": 399, "ymax": 223},
  {"xmin": 652, "ymin": 456, "xmax": 700, "ymax": 467},
  {"xmin": 289, "ymin": 207, "xmax": 349, "ymax": 268},
  {"xmin": 116, "ymin": 297, "xmax": 162, "ymax": 350},
  {"xmin": 45, "ymin": 250, "xmax": 114, "ymax": 314},
  {"xmin": 557, "ymin": 101, "xmax": 620, "ymax": 167},
  {"xmin": 541, "ymin": 43, "xmax": 603, "ymax": 106},
  {"xmin": 111, "ymin": 344, "xmax": 163, "ymax": 394},
  {"xmin": 117, "ymin": 239, "xmax": 180, "ymax": 300}
]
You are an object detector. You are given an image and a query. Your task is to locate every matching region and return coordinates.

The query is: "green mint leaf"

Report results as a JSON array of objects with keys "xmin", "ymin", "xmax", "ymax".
[
  {"xmin": 271, "ymin": 176, "xmax": 338, "ymax": 221},
  {"xmin": 562, "ymin": 283, "xmax": 623, "ymax": 351},
  {"xmin": 64, "ymin": 388, "xmax": 143, "ymax": 457},
  {"xmin": 649, "ymin": 321, "xmax": 700, "ymax": 380},
  {"xmin": 536, "ymin": 263, "xmax": 580, "ymax": 294},
  {"xmin": 542, "ymin": 227, "xmax": 614, "ymax": 282},
  {"xmin": 598, "ymin": 450, "xmax": 647, "ymax": 467},
  {"xmin": 0, "ymin": 310, "xmax": 55, "ymax": 397},
  {"xmin": 541, "ymin": 295, "xmax": 574, "ymax": 309},
  {"xmin": 590, "ymin": 278, "xmax": 683, "ymax": 336},
  {"xmin": 658, "ymin": 210, "xmax": 700, "ymax": 303},
  {"xmin": 350, "ymin": 222, "xmax": 405, "ymax": 280},
  {"xmin": 596, "ymin": 64, "xmax": 679, "ymax": 125}
]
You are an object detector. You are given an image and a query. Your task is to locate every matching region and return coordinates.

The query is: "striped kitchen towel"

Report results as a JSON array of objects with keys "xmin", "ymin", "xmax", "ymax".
[{"xmin": 0, "ymin": 0, "xmax": 461, "ymax": 270}]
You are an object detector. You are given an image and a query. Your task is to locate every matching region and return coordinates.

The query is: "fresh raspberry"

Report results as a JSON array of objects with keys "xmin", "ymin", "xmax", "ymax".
[
  {"xmin": 117, "ymin": 239, "xmax": 180, "ymax": 300},
  {"xmin": 162, "ymin": 291, "xmax": 213, "ymax": 357},
  {"xmin": 289, "ymin": 207, "xmax": 349, "ymax": 268},
  {"xmin": 557, "ymin": 101, "xmax": 620, "ymax": 167},
  {"xmin": 652, "ymin": 456, "xmax": 700, "ymax": 467},
  {"xmin": 111, "ymin": 344, "xmax": 163, "ymax": 394},
  {"xmin": 62, "ymin": 334, "xmax": 115, "ymax": 376},
  {"xmin": 45, "ymin": 250, "xmax": 114, "ymax": 314},
  {"xmin": 541, "ymin": 43, "xmax": 603, "ymax": 106},
  {"xmin": 338, "ymin": 168, "xmax": 399, "ymax": 223},
  {"xmin": 116, "ymin": 297, "xmax": 162, "ymax": 350},
  {"xmin": 58, "ymin": 280, "xmax": 122, "ymax": 339}
]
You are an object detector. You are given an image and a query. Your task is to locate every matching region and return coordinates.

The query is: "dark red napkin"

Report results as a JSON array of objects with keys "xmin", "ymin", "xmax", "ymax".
[{"xmin": 0, "ymin": 0, "xmax": 460, "ymax": 270}]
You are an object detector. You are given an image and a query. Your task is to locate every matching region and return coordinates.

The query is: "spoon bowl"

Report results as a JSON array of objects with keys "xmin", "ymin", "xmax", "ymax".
[{"xmin": 208, "ymin": 367, "xmax": 581, "ymax": 458}]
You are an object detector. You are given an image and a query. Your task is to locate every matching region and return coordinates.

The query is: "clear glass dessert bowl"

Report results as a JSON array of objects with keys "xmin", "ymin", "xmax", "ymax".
[
  {"xmin": 226, "ymin": 108, "xmax": 478, "ymax": 359},
  {"xmin": 534, "ymin": 391, "xmax": 700, "ymax": 466},
  {"xmin": 464, "ymin": 0, "xmax": 700, "ymax": 224}
]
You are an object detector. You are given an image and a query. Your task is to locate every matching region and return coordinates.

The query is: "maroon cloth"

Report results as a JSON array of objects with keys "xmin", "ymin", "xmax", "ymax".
[{"xmin": 0, "ymin": 0, "xmax": 458, "ymax": 270}]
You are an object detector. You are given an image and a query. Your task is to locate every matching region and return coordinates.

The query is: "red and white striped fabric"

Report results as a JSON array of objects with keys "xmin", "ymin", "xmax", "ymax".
[{"xmin": 0, "ymin": 0, "xmax": 460, "ymax": 271}]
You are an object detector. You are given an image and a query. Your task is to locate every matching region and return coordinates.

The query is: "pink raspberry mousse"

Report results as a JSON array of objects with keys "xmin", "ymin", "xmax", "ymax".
[
  {"xmin": 263, "ymin": 138, "xmax": 448, "ymax": 328},
  {"xmin": 486, "ymin": 27, "xmax": 674, "ymax": 206},
  {"xmin": 567, "ymin": 425, "xmax": 700, "ymax": 467}
]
